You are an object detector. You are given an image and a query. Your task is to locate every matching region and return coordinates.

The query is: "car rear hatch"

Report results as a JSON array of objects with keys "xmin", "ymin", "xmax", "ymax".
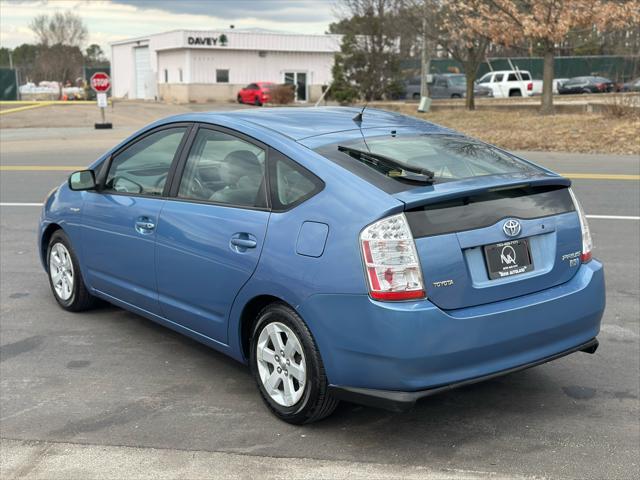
[{"xmin": 394, "ymin": 173, "xmax": 582, "ymax": 310}]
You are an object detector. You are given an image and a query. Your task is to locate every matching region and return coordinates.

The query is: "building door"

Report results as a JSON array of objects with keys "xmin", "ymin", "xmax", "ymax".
[
  {"xmin": 284, "ymin": 72, "xmax": 307, "ymax": 102},
  {"xmin": 134, "ymin": 46, "xmax": 151, "ymax": 99}
]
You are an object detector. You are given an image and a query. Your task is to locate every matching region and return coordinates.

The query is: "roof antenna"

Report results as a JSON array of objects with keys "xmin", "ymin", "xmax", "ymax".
[
  {"xmin": 353, "ymin": 104, "xmax": 371, "ymax": 151},
  {"xmin": 353, "ymin": 103, "xmax": 367, "ymax": 124}
]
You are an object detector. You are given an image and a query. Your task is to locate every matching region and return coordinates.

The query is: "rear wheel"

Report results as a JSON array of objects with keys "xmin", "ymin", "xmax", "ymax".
[
  {"xmin": 509, "ymin": 89, "xmax": 522, "ymax": 97},
  {"xmin": 237, "ymin": 95, "xmax": 243, "ymax": 104},
  {"xmin": 250, "ymin": 303, "xmax": 338, "ymax": 424},
  {"xmin": 47, "ymin": 230, "xmax": 96, "ymax": 311}
]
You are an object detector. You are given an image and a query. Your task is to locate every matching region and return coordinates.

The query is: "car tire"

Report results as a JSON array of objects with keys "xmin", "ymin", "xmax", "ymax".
[
  {"xmin": 237, "ymin": 95, "xmax": 243, "ymax": 104},
  {"xmin": 412, "ymin": 92, "xmax": 420, "ymax": 100},
  {"xmin": 451, "ymin": 94, "xmax": 462, "ymax": 98},
  {"xmin": 250, "ymin": 303, "xmax": 338, "ymax": 424},
  {"xmin": 47, "ymin": 230, "xmax": 97, "ymax": 312},
  {"xmin": 509, "ymin": 89, "xmax": 522, "ymax": 97},
  {"xmin": 254, "ymin": 97, "xmax": 262, "ymax": 107}
]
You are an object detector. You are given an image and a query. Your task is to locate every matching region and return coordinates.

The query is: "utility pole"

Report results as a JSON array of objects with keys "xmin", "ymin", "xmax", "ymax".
[{"xmin": 419, "ymin": 1, "xmax": 432, "ymax": 112}]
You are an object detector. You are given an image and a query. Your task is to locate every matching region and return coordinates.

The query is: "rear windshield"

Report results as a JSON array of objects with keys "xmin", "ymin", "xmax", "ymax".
[{"xmin": 314, "ymin": 134, "xmax": 537, "ymax": 191}]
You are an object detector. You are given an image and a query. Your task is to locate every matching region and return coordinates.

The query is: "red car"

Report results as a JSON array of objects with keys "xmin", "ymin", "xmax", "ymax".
[{"xmin": 237, "ymin": 82, "xmax": 274, "ymax": 106}]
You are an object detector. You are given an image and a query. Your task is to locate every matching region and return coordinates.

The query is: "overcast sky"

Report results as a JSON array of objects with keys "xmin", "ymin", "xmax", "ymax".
[{"xmin": 0, "ymin": 0, "xmax": 337, "ymax": 52}]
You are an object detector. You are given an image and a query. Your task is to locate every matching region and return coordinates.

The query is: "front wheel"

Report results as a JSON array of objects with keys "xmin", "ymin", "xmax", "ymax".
[
  {"xmin": 250, "ymin": 303, "xmax": 338, "ymax": 424},
  {"xmin": 47, "ymin": 230, "xmax": 97, "ymax": 311}
]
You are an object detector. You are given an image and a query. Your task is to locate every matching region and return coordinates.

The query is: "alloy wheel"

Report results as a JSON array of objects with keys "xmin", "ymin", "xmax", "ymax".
[
  {"xmin": 49, "ymin": 242, "xmax": 74, "ymax": 301},
  {"xmin": 256, "ymin": 321, "xmax": 307, "ymax": 407}
]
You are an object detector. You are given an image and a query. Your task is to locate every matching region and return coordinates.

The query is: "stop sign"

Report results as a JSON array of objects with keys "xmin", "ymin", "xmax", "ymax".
[{"xmin": 90, "ymin": 72, "xmax": 111, "ymax": 93}]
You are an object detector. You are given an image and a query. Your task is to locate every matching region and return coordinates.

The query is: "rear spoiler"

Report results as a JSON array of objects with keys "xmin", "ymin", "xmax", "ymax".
[{"xmin": 392, "ymin": 172, "xmax": 571, "ymax": 210}]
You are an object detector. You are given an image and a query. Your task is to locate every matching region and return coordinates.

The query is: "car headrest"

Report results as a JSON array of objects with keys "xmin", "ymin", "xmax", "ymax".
[{"xmin": 219, "ymin": 150, "xmax": 262, "ymax": 184}]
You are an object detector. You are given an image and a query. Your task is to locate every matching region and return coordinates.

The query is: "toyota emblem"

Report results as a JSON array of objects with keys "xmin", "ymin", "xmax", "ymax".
[{"xmin": 503, "ymin": 219, "xmax": 521, "ymax": 237}]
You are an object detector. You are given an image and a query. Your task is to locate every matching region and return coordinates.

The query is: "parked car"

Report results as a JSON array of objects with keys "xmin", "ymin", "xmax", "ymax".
[
  {"xmin": 237, "ymin": 82, "xmax": 274, "ymax": 105},
  {"xmin": 558, "ymin": 76, "xmax": 615, "ymax": 94},
  {"xmin": 553, "ymin": 78, "xmax": 569, "ymax": 94},
  {"xmin": 40, "ymin": 107, "xmax": 604, "ymax": 424},
  {"xmin": 404, "ymin": 74, "xmax": 492, "ymax": 100},
  {"xmin": 621, "ymin": 77, "xmax": 640, "ymax": 92},
  {"xmin": 476, "ymin": 70, "xmax": 542, "ymax": 97}
]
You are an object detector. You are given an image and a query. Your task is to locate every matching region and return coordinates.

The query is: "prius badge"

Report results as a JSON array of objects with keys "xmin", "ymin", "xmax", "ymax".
[{"xmin": 502, "ymin": 219, "xmax": 521, "ymax": 237}]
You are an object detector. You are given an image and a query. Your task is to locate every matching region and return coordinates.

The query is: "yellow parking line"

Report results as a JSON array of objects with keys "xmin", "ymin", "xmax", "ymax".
[
  {"xmin": 0, "ymin": 102, "xmax": 54, "ymax": 115},
  {"xmin": 0, "ymin": 165, "xmax": 83, "ymax": 171},
  {"xmin": 0, "ymin": 100, "xmax": 106, "ymax": 105},
  {"xmin": 1, "ymin": 101, "xmax": 111, "ymax": 115},
  {"xmin": 560, "ymin": 173, "xmax": 640, "ymax": 181}
]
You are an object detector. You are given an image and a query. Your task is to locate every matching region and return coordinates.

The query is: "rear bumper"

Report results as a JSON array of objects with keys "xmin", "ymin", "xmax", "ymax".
[
  {"xmin": 299, "ymin": 260, "xmax": 605, "ymax": 404},
  {"xmin": 328, "ymin": 338, "xmax": 598, "ymax": 411}
]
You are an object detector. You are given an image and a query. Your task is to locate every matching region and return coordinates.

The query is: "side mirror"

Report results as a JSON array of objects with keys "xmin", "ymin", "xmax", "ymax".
[{"xmin": 68, "ymin": 170, "xmax": 97, "ymax": 191}]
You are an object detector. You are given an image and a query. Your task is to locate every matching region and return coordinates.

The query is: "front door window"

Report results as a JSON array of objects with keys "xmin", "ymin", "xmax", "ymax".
[{"xmin": 104, "ymin": 128, "xmax": 187, "ymax": 196}]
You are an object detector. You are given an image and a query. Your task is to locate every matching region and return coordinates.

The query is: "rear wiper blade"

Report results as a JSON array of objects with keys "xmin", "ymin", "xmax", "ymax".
[{"xmin": 337, "ymin": 145, "xmax": 435, "ymax": 183}]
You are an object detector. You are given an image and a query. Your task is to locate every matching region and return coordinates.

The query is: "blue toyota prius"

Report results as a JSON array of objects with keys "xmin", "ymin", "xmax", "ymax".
[{"xmin": 39, "ymin": 107, "xmax": 605, "ymax": 424}]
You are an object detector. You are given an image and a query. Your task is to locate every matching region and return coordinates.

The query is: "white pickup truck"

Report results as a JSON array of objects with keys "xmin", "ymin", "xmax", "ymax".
[{"xmin": 476, "ymin": 70, "xmax": 543, "ymax": 98}]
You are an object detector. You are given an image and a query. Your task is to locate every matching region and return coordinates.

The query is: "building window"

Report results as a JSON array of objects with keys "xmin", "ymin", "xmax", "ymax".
[
  {"xmin": 216, "ymin": 69, "xmax": 229, "ymax": 83},
  {"xmin": 179, "ymin": 68, "xmax": 183, "ymax": 82},
  {"xmin": 164, "ymin": 69, "xmax": 168, "ymax": 83}
]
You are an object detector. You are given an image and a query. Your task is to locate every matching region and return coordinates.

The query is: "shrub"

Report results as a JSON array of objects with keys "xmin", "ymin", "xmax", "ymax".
[{"xmin": 269, "ymin": 84, "xmax": 295, "ymax": 104}]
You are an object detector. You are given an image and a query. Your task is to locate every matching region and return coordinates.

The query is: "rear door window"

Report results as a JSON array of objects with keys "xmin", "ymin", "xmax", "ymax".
[{"xmin": 177, "ymin": 128, "xmax": 267, "ymax": 208}]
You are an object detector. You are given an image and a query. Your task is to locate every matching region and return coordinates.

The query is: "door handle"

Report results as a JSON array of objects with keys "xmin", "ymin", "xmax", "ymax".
[
  {"xmin": 230, "ymin": 238, "xmax": 257, "ymax": 248},
  {"xmin": 230, "ymin": 233, "xmax": 257, "ymax": 252},
  {"xmin": 135, "ymin": 217, "xmax": 155, "ymax": 234}
]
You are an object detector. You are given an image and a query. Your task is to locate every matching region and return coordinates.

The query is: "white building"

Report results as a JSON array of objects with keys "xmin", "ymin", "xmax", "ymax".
[{"xmin": 110, "ymin": 29, "xmax": 342, "ymax": 103}]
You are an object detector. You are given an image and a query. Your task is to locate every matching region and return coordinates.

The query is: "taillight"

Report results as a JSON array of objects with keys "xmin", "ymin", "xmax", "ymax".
[
  {"xmin": 527, "ymin": 82, "xmax": 533, "ymax": 91},
  {"xmin": 360, "ymin": 213, "xmax": 425, "ymax": 301},
  {"xmin": 568, "ymin": 188, "xmax": 593, "ymax": 263}
]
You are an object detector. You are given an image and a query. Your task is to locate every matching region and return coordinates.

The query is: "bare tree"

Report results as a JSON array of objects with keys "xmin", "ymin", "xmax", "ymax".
[
  {"xmin": 29, "ymin": 11, "xmax": 87, "ymax": 96},
  {"xmin": 435, "ymin": 1, "xmax": 491, "ymax": 110},
  {"xmin": 450, "ymin": 0, "xmax": 640, "ymax": 115},
  {"xmin": 30, "ymin": 11, "xmax": 87, "ymax": 47}
]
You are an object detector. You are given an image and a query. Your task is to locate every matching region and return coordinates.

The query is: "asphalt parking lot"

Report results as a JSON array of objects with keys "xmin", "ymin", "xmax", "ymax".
[{"xmin": 1, "ymin": 117, "xmax": 639, "ymax": 479}]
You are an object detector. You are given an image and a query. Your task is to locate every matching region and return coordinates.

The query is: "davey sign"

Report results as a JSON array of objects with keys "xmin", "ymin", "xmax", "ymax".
[
  {"xmin": 187, "ymin": 34, "xmax": 228, "ymax": 47},
  {"xmin": 90, "ymin": 72, "xmax": 111, "ymax": 93}
]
